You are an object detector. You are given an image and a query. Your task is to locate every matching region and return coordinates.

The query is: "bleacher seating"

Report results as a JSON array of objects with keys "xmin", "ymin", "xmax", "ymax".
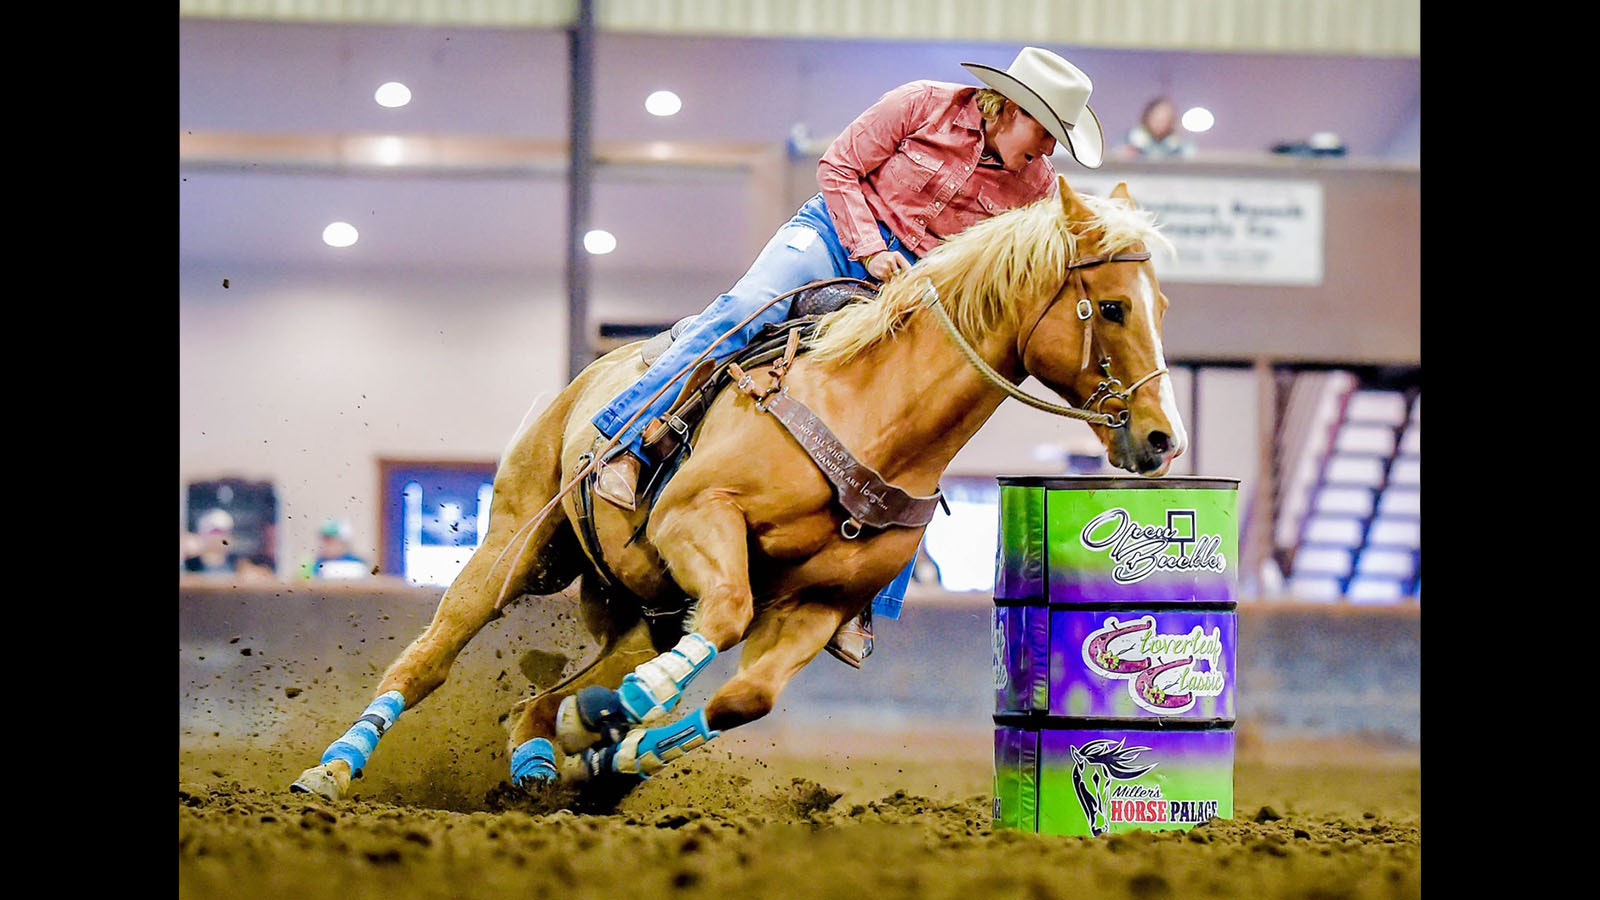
[{"xmin": 1276, "ymin": 375, "xmax": 1419, "ymax": 604}]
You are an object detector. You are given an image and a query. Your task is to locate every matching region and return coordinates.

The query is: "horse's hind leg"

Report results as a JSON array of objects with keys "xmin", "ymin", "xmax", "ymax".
[{"xmin": 290, "ymin": 498, "xmax": 583, "ymax": 801}]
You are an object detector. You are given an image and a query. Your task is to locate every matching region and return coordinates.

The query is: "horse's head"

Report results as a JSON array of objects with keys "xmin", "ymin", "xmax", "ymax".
[
  {"xmin": 1022, "ymin": 177, "xmax": 1188, "ymax": 476},
  {"xmin": 1069, "ymin": 745, "xmax": 1112, "ymax": 836}
]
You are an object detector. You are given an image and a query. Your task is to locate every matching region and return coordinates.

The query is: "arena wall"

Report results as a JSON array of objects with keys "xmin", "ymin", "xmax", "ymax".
[
  {"xmin": 179, "ymin": 158, "xmax": 1416, "ymax": 573},
  {"xmin": 180, "ymin": 579, "xmax": 1419, "ymax": 780}
]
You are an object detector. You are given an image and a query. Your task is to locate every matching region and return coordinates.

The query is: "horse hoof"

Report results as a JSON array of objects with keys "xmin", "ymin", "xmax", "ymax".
[
  {"xmin": 289, "ymin": 764, "xmax": 348, "ymax": 801},
  {"xmin": 556, "ymin": 686, "xmax": 630, "ymax": 754},
  {"xmin": 510, "ymin": 737, "xmax": 559, "ymax": 789}
]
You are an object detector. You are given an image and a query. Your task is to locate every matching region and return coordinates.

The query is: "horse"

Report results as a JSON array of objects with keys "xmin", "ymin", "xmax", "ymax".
[{"xmin": 290, "ymin": 175, "xmax": 1186, "ymax": 802}]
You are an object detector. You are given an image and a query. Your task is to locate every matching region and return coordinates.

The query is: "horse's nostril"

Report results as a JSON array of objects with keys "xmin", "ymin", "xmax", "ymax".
[{"xmin": 1148, "ymin": 431, "xmax": 1171, "ymax": 454}]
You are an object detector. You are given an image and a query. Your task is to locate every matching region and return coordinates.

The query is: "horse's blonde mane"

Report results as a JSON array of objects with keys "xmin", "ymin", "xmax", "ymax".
[{"xmin": 806, "ymin": 188, "xmax": 1171, "ymax": 365}]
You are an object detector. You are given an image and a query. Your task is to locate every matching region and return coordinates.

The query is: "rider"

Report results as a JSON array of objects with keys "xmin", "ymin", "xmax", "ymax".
[{"xmin": 590, "ymin": 46, "xmax": 1106, "ymax": 665}]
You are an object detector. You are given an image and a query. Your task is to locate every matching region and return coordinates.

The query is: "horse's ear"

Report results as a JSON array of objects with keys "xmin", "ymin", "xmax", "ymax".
[
  {"xmin": 1110, "ymin": 181, "xmax": 1137, "ymax": 207},
  {"xmin": 1057, "ymin": 174, "xmax": 1093, "ymax": 220}
]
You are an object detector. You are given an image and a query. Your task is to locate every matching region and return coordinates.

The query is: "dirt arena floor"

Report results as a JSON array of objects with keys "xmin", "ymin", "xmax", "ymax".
[
  {"xmin": 179, "ymin": 711, "xmax": 1419, "ymax": 900},
  {"xmin": 179, "ymin": 582, "xmax": 1419, "ymax": 898}
]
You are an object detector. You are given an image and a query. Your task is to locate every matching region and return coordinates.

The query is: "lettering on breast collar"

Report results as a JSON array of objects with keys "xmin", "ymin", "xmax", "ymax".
[{"xmin": 763, "ymin": 391, "xmax": 939, "ymax": 528}]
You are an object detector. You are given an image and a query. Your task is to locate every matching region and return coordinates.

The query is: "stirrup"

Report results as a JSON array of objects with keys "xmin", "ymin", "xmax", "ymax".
[{"xmin": 641, "ymin": 358, "xmax": 717, "ymax": 461}]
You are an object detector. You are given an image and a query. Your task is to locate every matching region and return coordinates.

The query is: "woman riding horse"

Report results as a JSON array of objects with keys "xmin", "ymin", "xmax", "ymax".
[
  {"xmin": 291, "ymin": 174, "xmax": 1185, "ymax": 802},
  {"xmin": 589, "ymin": 46, "xmax": 1109, "ymax": 667}
]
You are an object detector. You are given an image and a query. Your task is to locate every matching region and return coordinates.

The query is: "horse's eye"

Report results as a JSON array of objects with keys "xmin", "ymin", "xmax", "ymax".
[{"xmin": 1098, "ymin": 301, "xmax": 1126, "ymax": 325}]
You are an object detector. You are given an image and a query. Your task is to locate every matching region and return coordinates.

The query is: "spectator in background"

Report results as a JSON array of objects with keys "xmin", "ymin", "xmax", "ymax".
[
  {"xmin": 305, "ymin": 518, "xmax": 372, "ymax": 579},
  {"xmin": 1116, "ymin": 96, "xmax": 1196, "ymax": 160},
  {"xmin": 182, "ymin": 508, "xmax": 276, "ymax": 579}
]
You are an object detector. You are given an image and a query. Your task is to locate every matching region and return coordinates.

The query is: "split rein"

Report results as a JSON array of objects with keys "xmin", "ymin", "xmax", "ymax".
[{"xmin": 921, "ymin": 249, "xmax": 1166, "ymax": 429}]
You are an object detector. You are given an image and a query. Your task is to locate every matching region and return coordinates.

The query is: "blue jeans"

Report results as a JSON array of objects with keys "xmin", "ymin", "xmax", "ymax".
[
  {"xmin": 591, "ymin": 194, "xmax": 913, "ymax": 455},
  {"xmin": 590, "ymin": 193, "xmax": 918, "ymax": 619}
]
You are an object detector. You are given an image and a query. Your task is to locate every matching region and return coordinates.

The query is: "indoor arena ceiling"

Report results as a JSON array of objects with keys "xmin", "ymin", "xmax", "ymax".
[
  {"xmin": 178, "ymin": 1, "xmax": 1421, "ymax": 56},
  {"xmin": 179, "ymin": 2, "xmax": 1421, "ymax": 276}
]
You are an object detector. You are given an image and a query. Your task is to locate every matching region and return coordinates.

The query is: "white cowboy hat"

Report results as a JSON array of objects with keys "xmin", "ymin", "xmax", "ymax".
[{"xmin": 962, "ymin": 47, "xmax": 1104, "ymax": 169}]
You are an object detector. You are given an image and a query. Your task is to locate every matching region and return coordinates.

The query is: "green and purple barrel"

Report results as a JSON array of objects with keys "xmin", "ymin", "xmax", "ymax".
[{"xmin": 992, "ymin": 476, "xmax": 1239, "ymax": 837}]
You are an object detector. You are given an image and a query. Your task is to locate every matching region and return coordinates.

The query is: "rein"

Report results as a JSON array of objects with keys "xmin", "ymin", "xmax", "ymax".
[
  {"xmin": 920, "ymin": 250, "xmax": 1166, "ymax": 429},
  {"xmin": 480, "ymin": 280, "xmax": 824, "ymax": 609}
]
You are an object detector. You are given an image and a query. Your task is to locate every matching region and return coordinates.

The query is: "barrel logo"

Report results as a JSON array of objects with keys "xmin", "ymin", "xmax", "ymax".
[
  {"xmin": 1078, "ymin": 508, "xmax": 1227, "ymax": 583},
  {"xmin": 1082, "ymin": 615, "xmax": 1227, "ymax": 715}
]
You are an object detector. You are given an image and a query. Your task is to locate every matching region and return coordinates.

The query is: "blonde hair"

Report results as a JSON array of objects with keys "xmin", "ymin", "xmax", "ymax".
[
  {"xmin": 975, "ymin": 87, "xmax": 1007, "ymax": 121},
  {"xmin": 806, "ymin": 190, "xmax": 1172, "ymax": 365}
]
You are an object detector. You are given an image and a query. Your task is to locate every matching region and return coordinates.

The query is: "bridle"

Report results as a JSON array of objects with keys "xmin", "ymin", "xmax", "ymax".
[{"xmin": 922, "ymin": 250, "xmax": 1167, "ymax": 428}]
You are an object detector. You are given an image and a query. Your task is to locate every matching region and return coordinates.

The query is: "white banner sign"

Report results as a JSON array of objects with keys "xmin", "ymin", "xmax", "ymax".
[{"xmin": 1070, "ymin": 173, "xmax": 1324, "ymax": 286}]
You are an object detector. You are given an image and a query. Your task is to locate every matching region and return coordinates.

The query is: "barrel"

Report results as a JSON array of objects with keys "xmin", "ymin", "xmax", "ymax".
[{"xmin": 991, "ymin": 475, "xmax": 1240, "ymax": 836}]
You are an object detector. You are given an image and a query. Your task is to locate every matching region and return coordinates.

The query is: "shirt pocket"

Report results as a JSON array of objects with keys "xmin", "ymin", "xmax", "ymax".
[
  {"xmin": 977, "ymin": 187, "xmax": 1031, "ymax": 216},
  {"xmin": 885, "ymin": 142, "xmax": 944, "ymax": 192}
]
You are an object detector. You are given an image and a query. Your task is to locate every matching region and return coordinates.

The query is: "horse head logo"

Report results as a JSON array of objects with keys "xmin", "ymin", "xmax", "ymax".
[{"xmin": 1070, "ymin": 738, "xmax": 1157, "ymax": 836}]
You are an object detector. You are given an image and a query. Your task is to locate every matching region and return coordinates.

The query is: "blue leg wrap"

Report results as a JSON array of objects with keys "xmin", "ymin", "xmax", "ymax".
[
  {"xmin": 585, "ymin": 708, "xmax": 721, "ymax": 779},
  {"xmin": 510, "ymin": 737, "xmax": 559, "ymax": 788},
  {"xmin": 614, "ymin": 633, "xmax": 717, "ymax": 725},
  {"xmin": 320, "ymin": 690, "xmax": 406, "ymax": 776}
]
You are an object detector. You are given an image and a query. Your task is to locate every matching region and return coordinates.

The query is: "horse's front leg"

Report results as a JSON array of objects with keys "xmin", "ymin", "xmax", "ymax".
[
  {"xmin": 554, "ymin": 497, "xmax": 755, "ymax": 777},
  {"xmin": 577, "ymin": 601, "xmax": 845, "ymax": 782}
]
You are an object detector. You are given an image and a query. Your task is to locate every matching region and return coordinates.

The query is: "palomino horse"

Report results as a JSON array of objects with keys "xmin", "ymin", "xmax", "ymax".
[{"xmin": 291, "ymin": 176, "xmax": 1186, "ymax": 801}]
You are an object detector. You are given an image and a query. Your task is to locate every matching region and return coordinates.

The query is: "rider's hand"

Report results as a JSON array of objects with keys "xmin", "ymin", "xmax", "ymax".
[{"xmin": 867, "ymin": 250, "xmax": 908, "ymax": 282}]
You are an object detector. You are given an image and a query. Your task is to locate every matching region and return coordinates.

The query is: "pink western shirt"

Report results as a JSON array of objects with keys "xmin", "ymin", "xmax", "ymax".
[{"xmin": 816, "ymin": 79, "xmax": 1059, "ymax": 261}]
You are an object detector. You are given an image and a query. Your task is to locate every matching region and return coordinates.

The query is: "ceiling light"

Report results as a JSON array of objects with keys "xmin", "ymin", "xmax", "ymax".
[
  {"xmin": 1181, "ymin": 107, "xmax": 1215, "ymax": 133},
  {"xmin": 645, "ymin": 90, "xmax": 682, "ymax": 117},
  {"xmin": 583, "ymin": 229, "xmax": 617, "ymax": 255},
  {"xmin": 374, "ymin": 136, "xmax": 405, "ymax": 166},
  {"xmin": 323, "ymin": 222, "xmax": 359, "ymax": 248},
  {"xmin": 375, "ymin": 82, "xmax": 412, "ymax": 108}
]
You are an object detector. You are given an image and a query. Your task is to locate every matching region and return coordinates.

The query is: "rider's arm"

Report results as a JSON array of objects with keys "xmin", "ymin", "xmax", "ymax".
[{"xmin": 816, "ymin": 80, "xmax": 938, "ymax": 264}]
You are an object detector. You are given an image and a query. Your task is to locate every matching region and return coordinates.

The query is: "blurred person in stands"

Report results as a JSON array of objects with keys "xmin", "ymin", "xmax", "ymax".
[
  {"xmin": 1116, "ymin": 96, "xmax": 1195, "ymax": 160},
  {"xmin": 181, "ymin": 508, "xmax": 275, "ymax": 579},
  {"xmin": 303, "ymin": 518, "xmax": 372, "ymax": 580},
  {"xmin": 584, "ymin": 46, "xmax": 1109, "ymax": 668}
]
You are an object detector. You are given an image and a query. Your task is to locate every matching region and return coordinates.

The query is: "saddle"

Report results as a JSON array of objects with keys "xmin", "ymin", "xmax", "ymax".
[
  {"xmin": 570, "ymin": 278, "xmax": 881, "ymax": 636},
  {"xmin": 572, "ymin": 276, "xmax": 944, "ymax": 636},
  {"xmin": 632, "ymin": 275, "xmax": 946, "ymax": 533},
  {"xmin": 636, "ymin": 277, "xmax": 878, "ymax": 463}
]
